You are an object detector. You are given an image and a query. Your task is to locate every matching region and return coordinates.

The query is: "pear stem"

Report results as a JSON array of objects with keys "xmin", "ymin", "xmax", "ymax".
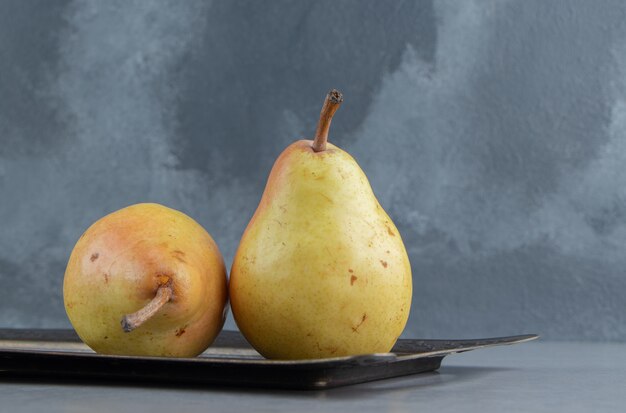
[
  {"xmin": 312, "ymin": 89, "xmax": 343, "ymax": 152},
  {"xmin": 121, "ymin": 285, "xmax": 173, "ymax": 333}
]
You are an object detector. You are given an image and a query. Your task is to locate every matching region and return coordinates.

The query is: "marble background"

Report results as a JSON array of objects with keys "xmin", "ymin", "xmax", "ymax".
[{"xmin": 1, "ymin": 0, "xmax": 625, "ymax": 341}]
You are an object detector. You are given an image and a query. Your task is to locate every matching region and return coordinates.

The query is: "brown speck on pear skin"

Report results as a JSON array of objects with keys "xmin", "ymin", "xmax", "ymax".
[
  {"xmin": 352, "ymin": 313, "xmax": 368, "ymax": 332},
  {"xmin": 386, "ymin": 225, "xmax": 395, "ymax": 236},
  {"xmin": 380, "ymin": 260, "xmax": 388, "ymax": 268},
  {"xmin": 90, "ymin": 253, "xmax": 99, "ymax": 262},
  {"xmin": 350, "ymin": 275, "xmax": 357, "ymax": 285},
  {"xmin": 175, "ymin": 327, "xmax": 186, "ymax": 337},
  {"xmin": 172, "ymin": 250, "xmax": 187, "ymax": 263}
]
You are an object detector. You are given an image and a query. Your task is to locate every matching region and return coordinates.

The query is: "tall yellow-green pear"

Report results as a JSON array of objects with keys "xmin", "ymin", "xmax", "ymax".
[
  {"xmin": 64, "ymin": 203, "xmax": 228, "ymax": 357},
  {"xmin": 230, "ymin": 90, "xmax": 412, "ymax": 359}
]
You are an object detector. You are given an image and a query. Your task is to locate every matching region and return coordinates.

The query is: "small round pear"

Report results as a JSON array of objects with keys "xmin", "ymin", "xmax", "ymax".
[
  {"xmin": 64, "ymin": 203, "xmax": 228, "ymax": 357},
  {"xmin": 230, "ymin": 90, "xmax": 412, "ymax": 359}
]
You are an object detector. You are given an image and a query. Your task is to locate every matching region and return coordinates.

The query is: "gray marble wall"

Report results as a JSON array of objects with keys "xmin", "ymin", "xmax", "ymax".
[{"xmin": 1, "ymin": 0, "xmax": 625, "ymax": 341}]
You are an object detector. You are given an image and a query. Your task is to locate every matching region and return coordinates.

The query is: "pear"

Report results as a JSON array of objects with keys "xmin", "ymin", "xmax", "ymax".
[
  {"xmin": 230, "ymin": 90, "xmax": 412, "ymax": 359},
  {"xmin": 63, "ymin": 203, "xmax": 228, "ymax": 357}
]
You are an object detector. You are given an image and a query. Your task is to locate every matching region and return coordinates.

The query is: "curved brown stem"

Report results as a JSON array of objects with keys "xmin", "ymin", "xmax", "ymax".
[
  {"xmin": 121, "ymin": 285, "xmax": 172, "ymax": 332},
  {"xmin": 312, "ymin": 89, "xmax": 343, "ymax": 152}
]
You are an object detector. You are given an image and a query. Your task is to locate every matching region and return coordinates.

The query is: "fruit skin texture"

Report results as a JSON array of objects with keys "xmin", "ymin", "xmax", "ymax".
[
  {"xmin": 63, "ymin": 203, "xmax": 228, "ymax": 357},
  {"xmin": 230, "ymin": 141, "xmax": 412, "ymax": 359}
]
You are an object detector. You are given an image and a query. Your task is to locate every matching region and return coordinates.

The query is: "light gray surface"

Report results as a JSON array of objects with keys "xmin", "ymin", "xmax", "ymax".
[
  {"xmin": 2, "ymin": 0, "xmax": 626, "ymax": 341},
  {"xmin": 1, "ymin": 341, "xmax": 624, "ymax": 412}
]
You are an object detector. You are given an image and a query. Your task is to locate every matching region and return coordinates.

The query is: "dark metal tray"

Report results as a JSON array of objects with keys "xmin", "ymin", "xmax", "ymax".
[{"xmin": 0, "ymin": 329, "xmax": 537, "ymax": 390}]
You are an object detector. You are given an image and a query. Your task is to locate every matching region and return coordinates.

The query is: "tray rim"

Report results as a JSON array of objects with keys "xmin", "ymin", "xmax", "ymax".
[{"xmin": 0, "ymin": 328, "xmax": 539, "ymax": 365}]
